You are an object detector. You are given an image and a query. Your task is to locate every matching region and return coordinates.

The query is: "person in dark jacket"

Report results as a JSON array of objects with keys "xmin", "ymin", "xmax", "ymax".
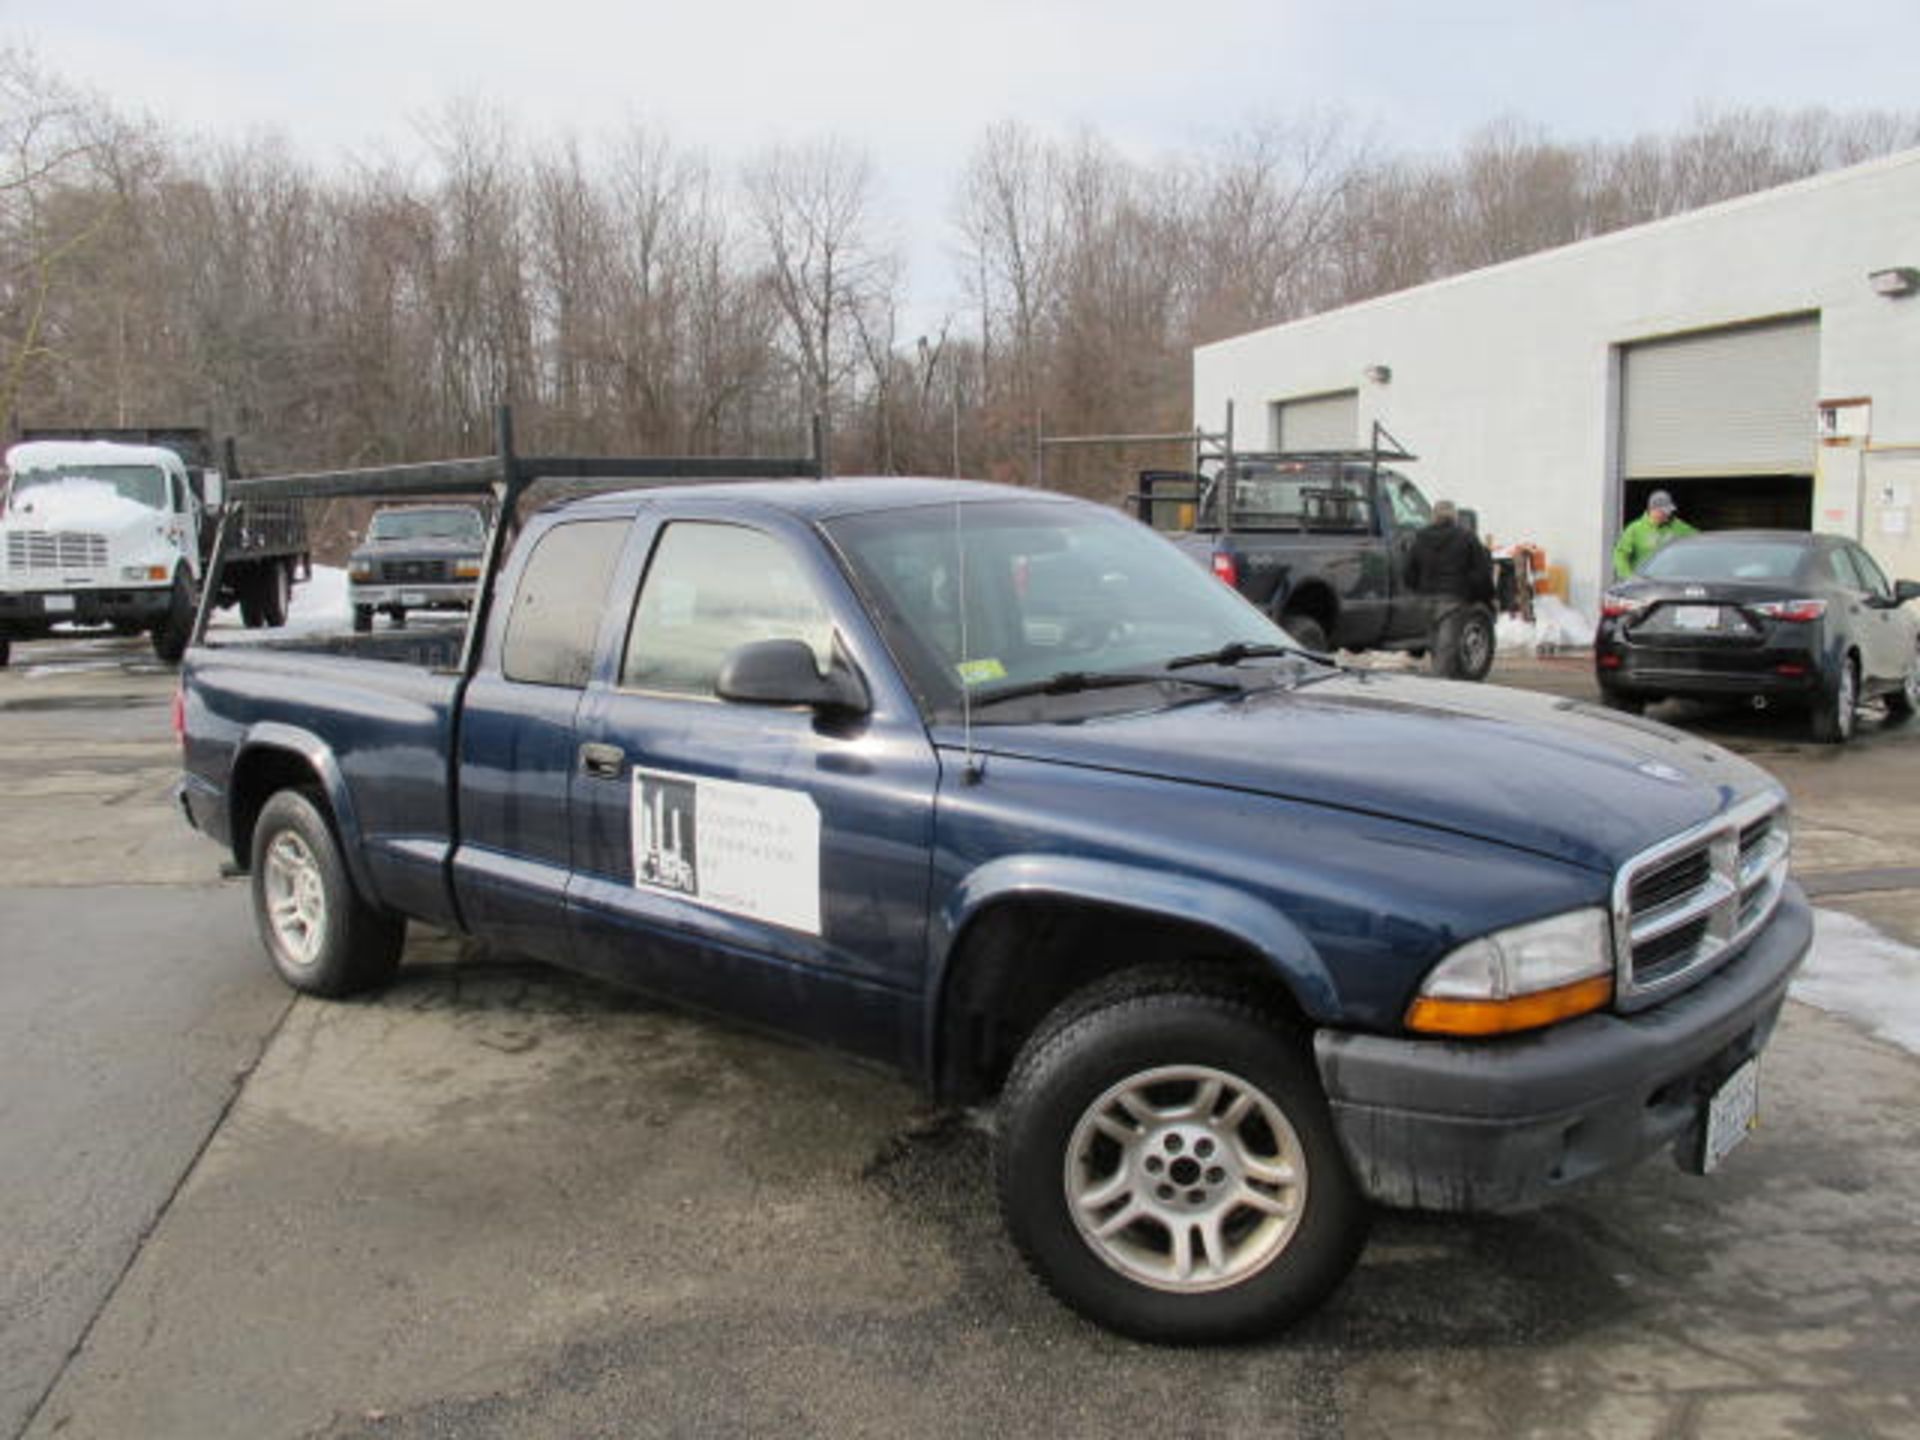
[{"xmin": 1405, "ymin": 499, "xmax": 1496, "ymax": 677}]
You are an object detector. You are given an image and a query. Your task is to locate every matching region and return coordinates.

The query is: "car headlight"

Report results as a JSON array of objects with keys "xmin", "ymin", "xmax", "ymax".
[{"xmin": 1405, "ymin": 907, "xmax": 1613, "ymax": 1037}]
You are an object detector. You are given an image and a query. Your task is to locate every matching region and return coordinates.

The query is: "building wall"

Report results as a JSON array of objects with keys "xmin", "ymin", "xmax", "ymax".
[{"xmin": 1194, "ymin": 148, "xmax": 1920, "ymax": 616}]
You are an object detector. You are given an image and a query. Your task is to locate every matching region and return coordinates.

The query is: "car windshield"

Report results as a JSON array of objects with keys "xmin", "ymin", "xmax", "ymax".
[
  {"xmin": 369, "ymin": 508, "xmax": 486, "ymax": 543},
  {"xmin": 824, "ymin": 497, "xmax": 1289, "ymax": 722},
  {"xmin": 8, "ymin": 464, "xmax": 169, "ymax": 512},
  {"xmin": 1637, "ymin": 537, "xmax": 1807, "ymax": 583}
]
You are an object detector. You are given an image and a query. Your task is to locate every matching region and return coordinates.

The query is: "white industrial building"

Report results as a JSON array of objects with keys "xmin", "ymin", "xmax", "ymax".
[{"xmin": 1194, "ymin": 147, "xmax": 1920, "ymax": 618}]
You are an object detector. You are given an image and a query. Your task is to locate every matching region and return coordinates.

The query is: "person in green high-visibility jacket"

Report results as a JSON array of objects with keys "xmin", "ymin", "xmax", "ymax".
[{"xmin": 1613, "ymin": 490, "xmax": 1698, "ymax": 578}]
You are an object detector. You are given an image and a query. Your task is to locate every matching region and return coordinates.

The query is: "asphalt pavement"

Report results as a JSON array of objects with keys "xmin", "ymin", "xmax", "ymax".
[{"xmin": 3, "ymin": 635, "xmax": 1917, "ymax": 1440}]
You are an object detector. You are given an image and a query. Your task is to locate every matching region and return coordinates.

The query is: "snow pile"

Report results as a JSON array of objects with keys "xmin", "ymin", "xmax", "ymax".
[
  {"xmin": 1496, "ymin": 594, "xmax": 1595, "ymax": 655},
  {"xmin": 285, "ymin": 564, "xmax": 349, "ymax": 634},
  {"xmin": 6, "ymin": 478, "xmax": 159, "ymax": 529},
  {"xmin": 208, "ymin": 564, "xmax": 350, "ymax": 636},
  {"xmin": 1795, "ymin": 908, "xmax": 1920, "ymax": 1057}
]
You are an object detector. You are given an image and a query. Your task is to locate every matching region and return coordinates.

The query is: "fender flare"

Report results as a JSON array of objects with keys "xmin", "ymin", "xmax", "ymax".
[
  {"xmin": 232, "ymin": 721, "xmax": 379, "ymax": 903},
  {"xmin": 927, "ymin": 853, "xmax": 1342, "ymax": 1060}
]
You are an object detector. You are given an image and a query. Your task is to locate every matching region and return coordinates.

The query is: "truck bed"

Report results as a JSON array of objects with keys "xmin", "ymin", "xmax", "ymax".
[{"xmin": 180, "ymin": 637, "xmax": 466, "ymax": 931}]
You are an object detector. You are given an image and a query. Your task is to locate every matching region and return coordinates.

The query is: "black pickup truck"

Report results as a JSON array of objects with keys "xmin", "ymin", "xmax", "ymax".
[{"xmin": 1140, "ymin": 436, "xmax": 1497, "ymax": 680}]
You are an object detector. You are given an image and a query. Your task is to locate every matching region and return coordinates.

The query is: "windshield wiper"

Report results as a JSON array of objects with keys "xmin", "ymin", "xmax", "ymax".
[
  {"xmin": 1164, "ymin": 641, "xmax": 1304, "ymax": 670},
  {"xmin": 972, "ymin": 670, "xmax": 1242, "ymax": 708}
]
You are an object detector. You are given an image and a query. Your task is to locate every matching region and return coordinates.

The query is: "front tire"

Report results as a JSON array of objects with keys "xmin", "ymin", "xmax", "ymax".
[
  {"xmin": 150, "ymin": 572, "xmax": 195, "ymax": 663},
  {"xmin": 250, "ymin": 788, "xmax": 405, "ymax": 996},
  {"xmin": 1883, "ymin": 650, "xmax": 1919, "ymax": 723},
  {"xmin": 996, "ymin": 986, "xmax": 1368, "ymax": 1343}
]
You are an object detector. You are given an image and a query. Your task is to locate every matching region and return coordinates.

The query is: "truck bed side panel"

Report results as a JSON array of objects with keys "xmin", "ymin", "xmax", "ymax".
[{"xmin": 182, "ymin": 643, "xmax": 462, "ymax": 929}]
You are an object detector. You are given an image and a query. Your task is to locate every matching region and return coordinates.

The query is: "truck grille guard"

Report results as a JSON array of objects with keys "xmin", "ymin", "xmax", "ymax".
[{"xmin": 1611, "ymin": 790, "xmax": 1791, "ymax": 1012}]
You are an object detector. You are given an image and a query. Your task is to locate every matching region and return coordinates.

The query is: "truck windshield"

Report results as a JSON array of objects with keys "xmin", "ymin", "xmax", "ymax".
[
  {"xmin": 369, "ymin": 509, "xmax": 485, "ymax": 543},
  {"xmin": 824, "ymin": 498, "xmax": 1287, "ymax": 722},
  {"xmin": 8, "ymin": 464, "xmax": 169, "ymax": 512},
  {"xmin": 1198, "ymin": 461, "xmax": 1369, "ymax": 532}
]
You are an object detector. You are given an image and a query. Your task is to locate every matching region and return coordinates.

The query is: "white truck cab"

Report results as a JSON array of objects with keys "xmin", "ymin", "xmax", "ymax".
[{"xmin": 0, "ymin": 439, "xmax": 213, "ymax": 664}]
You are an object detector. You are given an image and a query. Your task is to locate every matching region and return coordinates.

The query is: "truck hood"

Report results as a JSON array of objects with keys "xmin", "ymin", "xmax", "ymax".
[{"xmin": 955, "ymin": 671, "xmax": 1777, "ymax": 874}]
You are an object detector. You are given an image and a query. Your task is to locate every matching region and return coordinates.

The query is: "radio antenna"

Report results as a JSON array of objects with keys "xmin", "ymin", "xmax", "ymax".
[{"xmin": 955, "ymin": 497, "xmax": 979, "ymax": 782}]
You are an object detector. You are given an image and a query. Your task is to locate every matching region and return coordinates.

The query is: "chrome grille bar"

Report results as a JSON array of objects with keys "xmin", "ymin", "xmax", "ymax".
[{"xmin": 1611, "ymin": 791, "xmax": 1790, "ymax": 1012}]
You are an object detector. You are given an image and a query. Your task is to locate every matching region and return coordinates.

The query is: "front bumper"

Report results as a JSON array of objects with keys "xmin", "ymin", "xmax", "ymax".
[
  {"xmin": 349, "ymin": 581, "xmax": 475, "ymax": 610},
  {"xmin": 0, "ymin": 585, "xmax": 172, "ymax": 636},
  {"xmin": 1314, "ymin": 884, "xmax": 1812, "ymax": 1213}
]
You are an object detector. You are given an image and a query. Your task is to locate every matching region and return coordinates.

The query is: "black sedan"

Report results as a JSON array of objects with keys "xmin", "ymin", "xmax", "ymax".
[{"xmin": 1596, "ymin": 530, "xmax": 1920, "ymax": 743}]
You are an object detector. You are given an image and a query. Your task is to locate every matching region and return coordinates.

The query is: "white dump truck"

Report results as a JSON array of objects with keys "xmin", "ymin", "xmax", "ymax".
[{"xmin": 0, "ymin": 427, "xmax": 308, "ymax": 666}]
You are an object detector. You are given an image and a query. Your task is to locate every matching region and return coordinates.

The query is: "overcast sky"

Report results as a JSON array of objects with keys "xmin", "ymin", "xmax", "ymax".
[{"xmin": 10, "ymin": 0, "xmax": 1920, "ymax": 327}]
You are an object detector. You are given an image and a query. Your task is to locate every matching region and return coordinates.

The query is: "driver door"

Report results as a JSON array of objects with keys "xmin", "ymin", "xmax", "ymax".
[{"xmin": 567, "ymin": 512, "xmax": 940, "ymax": 1068}]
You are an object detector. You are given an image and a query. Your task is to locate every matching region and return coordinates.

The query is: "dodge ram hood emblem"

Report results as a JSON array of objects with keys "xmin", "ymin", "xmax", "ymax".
[{"xmin": 1636, "ymin": 760, "xmax": 1688, "ymax": 784}]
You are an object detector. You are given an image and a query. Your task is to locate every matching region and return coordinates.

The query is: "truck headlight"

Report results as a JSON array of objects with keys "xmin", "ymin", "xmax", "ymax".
[
  {"xmin": 122, "ymin": 564, "xmax": 170, "ymax": 581},
  {"xmin": 1405, "ymin": 908, "xmax": 1613, "ymax": 1037},
  {"xmin": 349, "ymin": 558, "xmax": 373, "ymax": 581},
  {"xmin": 453, "ymin": 559, "xmax": 482, "ymax": 580}
]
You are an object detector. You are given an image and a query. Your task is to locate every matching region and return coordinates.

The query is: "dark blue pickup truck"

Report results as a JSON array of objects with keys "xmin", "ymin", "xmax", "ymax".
[{"xmin": 177, "ymin": 460, "xmax": 1809, "ymax": 1342}]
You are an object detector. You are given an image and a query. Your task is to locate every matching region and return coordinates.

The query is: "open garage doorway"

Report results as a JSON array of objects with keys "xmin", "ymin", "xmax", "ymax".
[{"xmin": 1621, "ymin": 474, "xmax": 1812, "ymax": 533}]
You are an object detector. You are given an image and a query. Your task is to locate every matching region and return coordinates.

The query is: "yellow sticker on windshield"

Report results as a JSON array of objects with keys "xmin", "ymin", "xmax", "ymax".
[{"xmin": 957, "ymin": 658, "xmax": 1007, "ymax": 685}]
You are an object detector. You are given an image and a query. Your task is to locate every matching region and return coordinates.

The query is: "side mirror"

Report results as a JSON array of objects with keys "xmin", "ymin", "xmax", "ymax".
[
  {"xmin": 1894, "ymin": 580, "xmax": 1920, "ymax": 605},
  {"xmin": 715, "ymin": 638, "xmax": 869, "ymax": 715}
]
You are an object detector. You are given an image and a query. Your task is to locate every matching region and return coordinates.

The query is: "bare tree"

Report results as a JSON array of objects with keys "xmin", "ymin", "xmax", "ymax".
[{"xmin": 744, "ymin": 138, "xmax": 896, "ymax": 474}]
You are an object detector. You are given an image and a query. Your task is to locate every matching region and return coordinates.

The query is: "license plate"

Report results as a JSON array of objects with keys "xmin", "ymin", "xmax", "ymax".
[
  {"xmin": 43, "ymin": 594, "xmax": 74, "ymax": 614},
  {"xmin": 1671, "ymin": 604, "xmax": 1720, "ymax": 631},
  {"xmin": 401, "ymin": 591, "xmax": 428, "ymax": 606},
  {"xmin": 1701, "ymin": 1058, "xmax": 1760, "ymax": 1173}
]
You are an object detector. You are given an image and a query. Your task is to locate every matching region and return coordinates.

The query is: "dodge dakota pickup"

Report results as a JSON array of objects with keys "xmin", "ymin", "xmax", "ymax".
[{"xmin": 176, "ymin": 443, "xmax": 1809, "ymax": 1342}]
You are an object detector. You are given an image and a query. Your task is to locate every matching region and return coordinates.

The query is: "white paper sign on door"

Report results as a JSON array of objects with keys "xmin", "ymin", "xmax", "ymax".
[{"xmin": 630, "ymin": 767, "xmax": 822, "ymax": 935}]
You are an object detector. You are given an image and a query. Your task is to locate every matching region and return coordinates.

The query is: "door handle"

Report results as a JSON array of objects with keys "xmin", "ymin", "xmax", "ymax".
[{"xmin": 579, "ymin": 742, "xmax": 626, "ymax": 779}]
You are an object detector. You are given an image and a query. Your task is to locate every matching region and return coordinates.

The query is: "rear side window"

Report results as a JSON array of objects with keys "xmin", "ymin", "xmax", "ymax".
[
  {"xmin": 621, "ymin": 522, "xmax": 835, "ymax": 696},
  {"xmin": 501, "ymin": 519, "xmax": 630, "ymax": 687}
]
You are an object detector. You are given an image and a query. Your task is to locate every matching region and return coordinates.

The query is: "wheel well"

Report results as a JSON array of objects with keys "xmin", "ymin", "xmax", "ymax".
[
  {"xmin": 1279, "ymin": 583, "xmax": 1336, "ymax": 630},
  {"xmin": 228, "ymin": 747, "xmax": 324, "ymax": 872},
  {"xmin": 933, "ymin": 897, "xmax": 1306, "ymax": 1105}
]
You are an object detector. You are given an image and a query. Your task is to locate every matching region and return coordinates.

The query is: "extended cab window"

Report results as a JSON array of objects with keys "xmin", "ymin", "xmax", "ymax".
[
  {"xmin": 622, "ymin": 522, "xmax": 835, "ymax": 696},
  {"xmin": 501, "ymin": 519, "xmax": 629, "ymax": 687}
]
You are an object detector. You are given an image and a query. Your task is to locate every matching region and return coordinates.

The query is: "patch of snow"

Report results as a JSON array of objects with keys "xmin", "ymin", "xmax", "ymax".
[
  {"xmin": 1496, "ymin": 595, "xmax": 1595, "ymax": 655},
  {"xmin": 5, "ymin": 478, "xmax": 161, "ymax": 528},
  {"xmin": 7, "ymin": 439, "xmax": 185, "ymax": 472},
  {"xmin": 1795, "ymin": 908, "xmax": 1920, "ymax": 1057},
  {"xmin": 208, "ymin": 564, "xmax": 350, "ymax": 636}
]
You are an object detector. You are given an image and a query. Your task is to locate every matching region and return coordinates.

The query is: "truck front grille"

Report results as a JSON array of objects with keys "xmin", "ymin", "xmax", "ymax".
[
  {"xmin": 379, "ymin": 557, "xmax": 451, "ymax": 583},
  {"xmin": 1612, "ymin": 792, "xmax": 1790, "ymax": 1011},
  {"xmin": 6, "ymin": 530, "xmax": 108, "ymax": 572}
]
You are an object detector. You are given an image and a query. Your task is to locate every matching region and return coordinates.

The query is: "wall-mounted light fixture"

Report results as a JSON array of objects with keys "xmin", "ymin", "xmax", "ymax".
[
  {"xmin": 1868, "ymin": 267, "xmax": 1918, "ymax": 298},
  {"xmin": 1363, "ymin": 364, "xmax": 1392, "ymax": 384}
]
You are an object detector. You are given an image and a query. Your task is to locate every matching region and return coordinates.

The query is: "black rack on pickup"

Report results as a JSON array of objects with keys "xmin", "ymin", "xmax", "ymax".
[{"xmin": 193, "ymin": 406, "xmax": 824, "ymax": 682}]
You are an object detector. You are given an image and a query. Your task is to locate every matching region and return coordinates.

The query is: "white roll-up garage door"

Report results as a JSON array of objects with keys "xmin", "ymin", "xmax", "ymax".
[
  {"xmin": 1272, "ymin": 390, "xmax": 1358, "ymax": 451},
  {"xmin": 1621, "ymin": 315, "xmax": 1818, "ymax": 479}
]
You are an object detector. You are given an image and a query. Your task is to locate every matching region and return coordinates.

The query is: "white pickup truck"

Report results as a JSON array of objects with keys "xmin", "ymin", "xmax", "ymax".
[{"xmin": 0, "ymin": 431, "xmax": 308, "ymax": 666}]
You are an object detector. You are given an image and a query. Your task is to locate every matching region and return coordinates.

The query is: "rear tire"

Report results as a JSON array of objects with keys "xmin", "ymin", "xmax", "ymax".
[
  {"xmin": 260, "ymin": 560, "xmax": 291, "ymax": 627},
  {"xmin": 1809, "ymin": 654, "xmax": 1859, "ymax": 744},
  {"xmin": 250, "ymin": 788, "xmax": 405, "ymax": 996},
  {"xmin": 1599, "ymin": 688, "xmax": 1645, "ymax": 715},
  {"xmin": 996, "ymin": 984, "xmax": 1368, "ymax": 1343},
  {"xmin": 1279, "ymin": 612, "xmax": 1328, "ymax": 653}
]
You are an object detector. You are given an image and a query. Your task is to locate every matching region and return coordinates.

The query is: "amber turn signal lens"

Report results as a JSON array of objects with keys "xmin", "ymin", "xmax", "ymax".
[{"xmin": 1405, "ymin": 973, "xmax": 1612, "ymax": 1037}]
